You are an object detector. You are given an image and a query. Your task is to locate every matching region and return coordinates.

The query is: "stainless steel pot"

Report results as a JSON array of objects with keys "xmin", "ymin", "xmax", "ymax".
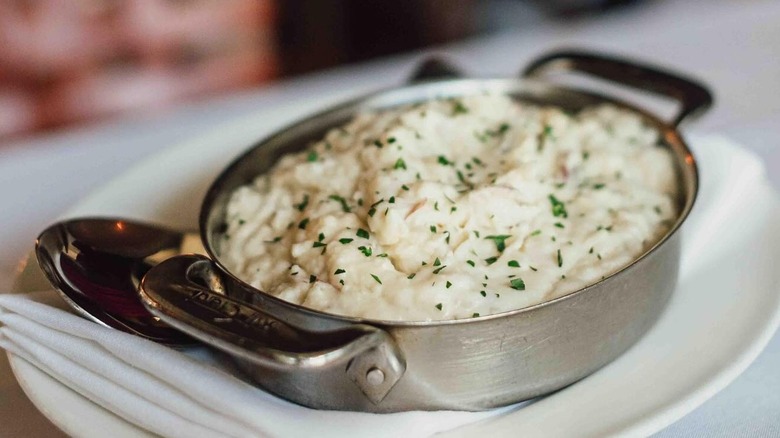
[{"xmin": 138, "ymin": 50, "xmax": 711, "ymax": 412}]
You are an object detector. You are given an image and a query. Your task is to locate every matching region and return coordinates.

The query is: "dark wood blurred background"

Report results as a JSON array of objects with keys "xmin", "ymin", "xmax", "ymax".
[{"xmin": 0, "ymin": 0, "xmax": 639, "ymax": 141}]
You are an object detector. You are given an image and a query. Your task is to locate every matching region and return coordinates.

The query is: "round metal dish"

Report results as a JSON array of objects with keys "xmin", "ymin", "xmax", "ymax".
[{"xmin": 138, "ymin": 50, "xmax": 711, "ymax": 412}]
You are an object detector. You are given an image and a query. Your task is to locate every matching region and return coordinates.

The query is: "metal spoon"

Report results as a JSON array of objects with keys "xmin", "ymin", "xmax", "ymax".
[{"xmin": 35, "ymin": 218, "xmax": 203, "ymax": 345}]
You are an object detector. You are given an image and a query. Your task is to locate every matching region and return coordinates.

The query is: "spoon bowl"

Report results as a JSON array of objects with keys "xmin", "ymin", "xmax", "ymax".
[{"xmin": 35, "ymin": 218, "xmax": 201, "ymax": 345}]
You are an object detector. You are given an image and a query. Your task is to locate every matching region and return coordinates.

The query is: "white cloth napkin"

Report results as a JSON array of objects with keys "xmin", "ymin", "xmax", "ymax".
[{"xmin": 0, "ymin": 135, "xmax": 767, "ymax": 438}]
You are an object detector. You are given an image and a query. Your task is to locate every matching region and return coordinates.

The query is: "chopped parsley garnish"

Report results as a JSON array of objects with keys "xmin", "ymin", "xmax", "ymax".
[
  {"xmin": 473, "ymin": 230, "xmax": 480, "ymax": 238},
  {"xmin": 530, "ymin": 229, "xmax": 542, "ymax": 236},
  {"xmin": 407, "ymin": 273, "xmax": 416, "ymax": 279},
  {"xmin": 312, "ymin": 241, "xmax": 326, "ymax": 248},
  {"xmin": 435, "ymin": 303, "xmax": 443, "ymax": 310},
  {"xmin": 373, "ymin": 139, "xmax": 383, "ymax": 148},
  {"xmin": 484, "ymin": 256, "xmax": 498, "ymax": 265},
  {"xmin": 589, "ymin": 246, "xmax": 594, "ymax": 254},
  {"xmin": 328, "ymin": 194, "xmax": 351, "ymax": 212},
  {"xmin": 472, "ymin": 313, "xmax": 480, "ymax": 317},
  {"xmin": 450, "ymin": 206, "xmax": 457, "ymax": 213},
  {"xmin": 467, "ymin": 260, "xmax": 476, "ymax": 267},
  {"xmin": 368, "ymin": 207, "xmax": 377, "ymax": 217},
  {"xmin": 306, "ymin": 151, "xmax": 318, "ymax": 162},
  {"xmin": 430, "ymin": 225, "xmax": 437, "ymax": 233},
  {"xmin": 593, "ymin": 183, "xmax": 606, "ymax": 190},
  {"xmin": 371, "ymin": 274, "xmax": 382, "ymax": 284},
  {"xmin": 334, "ymin": 268, "xmax": 346, "ymax": 275},
  {"xmin": 356, "ymin": 228, "xmax": 370, "ymax": 239},
  {"xmin": 509, "ymin": 278, "xmax": 526, "ymax": 291},
  {"xmin": 387, "ymin": 137, "xmax": 397, "ymax": 144},
  {"xmin": 358, "ymin": 246, "xmax": 372, "ymax": 257},
  {"xmin": 529, "ymin": 265, "xmax": 538, "ymax": 271},
  {"xmin": 434, "ymin": 201, "xmax": 439, "ymax": 211},
  {"xmin": 393, "ymin": 158, "xmax": 407, "ymax": 170},
  {"xmin": 437, "ymin": 155, "xmax": 453, "ymax": 166},
  {"xmin": 508, "ymin": 260, "xmax": 520, "ymax": 268},
  {"xmin": 557, "ymin": 249, "xmax": 563, "ymax": 267},
  {"xmin": 452, "ymin": 101, "xmax": 468, "ymax": 115},
  {"xmin": 388, "ymin": 196, "xmax": 395, "ymax": 204},
  {"xmin": 654, "ymin": 205, "xmax": 662, "ymax": 214},
  {"xmin": 401, "ymin": 184, "xmax": 410, "ymax": 191},
  {"xmin": 298, "ymin": 218, "xmax": 310, "ymax": 229},
  {"xmin": 309, "ymin": 275, "xmax": 317, "ymax": 283},
  {"xmin": 549, "ymin": 194, "xmax": 568, "ymax": 218},
  {"xmin": 295, "ymin": 194, "xmax": 309, "ymax": 211},
  {"xmin": 484, "ymin": 235, "xmax": 512, "ymax": 252},
  {"xmin": 554, "ymin": 222, "xmax": 564, "ymax": 228},
  {"xmin": 376, "ymin": 253, "xmax": 389, "ymax": 258},
  {"xmin": 432, "ymin": 265, "xmax": 447, "ymax": 274},
  {"xmin": 480, "ymin": 291, "xmax": 487, "ymax": 297},
  {"xmin": 238, "ymin": 219, "xmax": 245, "ymax": 225},
  {"xmin": 446, "ymin": 281, "xmax": 452, "ymax": 289},
  {"xmin": 543, "ymin": 125, "xmax": 553, "ymax": 137},
  {"xmin": 318, "ymin": 233, "xmax": 325, "ymax": 242},
  {"xmin": 339, "ymin": 238, "xmax": 353, "ymax": 244},
  {"xmin": 583, "ymin": 151, "xmax": 590, "ymax": 160},
  {"xmin": 433, "ymin": 257, "xmax": 441, "ymax": 267}
]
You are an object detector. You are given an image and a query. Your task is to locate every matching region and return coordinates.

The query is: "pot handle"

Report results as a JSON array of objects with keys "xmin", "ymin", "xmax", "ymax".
[
  {"xmin": 521, "ymin": 49, "xmax": 713, "ymax": 127},
  {"xmin": 408, "ymin": 57, "xmax": 464, "ymax": 82},
  {"xmin": 138, "ymin": 254, "xmax": 405, "ymax": 404}
]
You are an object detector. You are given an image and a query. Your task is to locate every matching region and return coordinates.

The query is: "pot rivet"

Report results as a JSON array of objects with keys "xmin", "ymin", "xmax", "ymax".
[{"xmin": 366, "ymin": 367, "xmax": 385, "ymax": 386}]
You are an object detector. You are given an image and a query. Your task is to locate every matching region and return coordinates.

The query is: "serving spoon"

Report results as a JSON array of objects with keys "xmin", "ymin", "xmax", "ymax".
[{"xmin": 35, "ymin": 218, "xmax": 204, "ymax": 346}]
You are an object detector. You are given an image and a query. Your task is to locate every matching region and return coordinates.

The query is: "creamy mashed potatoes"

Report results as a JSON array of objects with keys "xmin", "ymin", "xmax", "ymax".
[{"xmin": 219, "ymin": 94, "xmax": 678, "ymax": 321}]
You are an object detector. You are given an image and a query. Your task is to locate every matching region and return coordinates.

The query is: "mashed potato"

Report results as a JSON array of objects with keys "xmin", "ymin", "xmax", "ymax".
[{"xmin": 218, "ymin": 94, "xmax": 678, "ymax": 321}]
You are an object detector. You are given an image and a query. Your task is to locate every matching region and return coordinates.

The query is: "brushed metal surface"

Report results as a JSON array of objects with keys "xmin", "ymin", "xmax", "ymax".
[{"xmin": 139, "ymin": 50, "xmax": 707, "ymax": 412}]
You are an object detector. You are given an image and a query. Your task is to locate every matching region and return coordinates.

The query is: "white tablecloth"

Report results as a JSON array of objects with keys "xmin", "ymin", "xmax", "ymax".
[{"xmin": 2, "ymin": 0, "xmax": 779, "ymax": 436}]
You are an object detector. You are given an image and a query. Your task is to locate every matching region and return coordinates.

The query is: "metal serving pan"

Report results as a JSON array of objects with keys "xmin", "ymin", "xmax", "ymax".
[{"xmin": 138, "ymin": 50, "xmax": 712, "ymax": 412}]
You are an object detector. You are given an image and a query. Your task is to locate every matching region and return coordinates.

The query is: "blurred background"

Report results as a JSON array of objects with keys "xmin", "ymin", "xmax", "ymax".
[{"xmin": 0, "ymin": 0, "xmax": 641, "ymax": 143}]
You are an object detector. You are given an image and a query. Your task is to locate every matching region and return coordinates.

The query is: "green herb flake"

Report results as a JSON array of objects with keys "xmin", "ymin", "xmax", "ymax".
[
  {"xmin": 485, "ymin": 234, "xmax": 512, "ymax": 252},
  {"xmin": 309, "ymin": 275, "xmax": 317, "ymax": 284},
  {"xmin": 358, "ymin": 246, "xmax": 373, "ymax": 257},
  {"xmin": 334, "ymin": 268, "xmax": 346, "ymax": 275},
  {"xmin": 466, "ymin": 260, "xmax": 476, "ymax": 267},
  {"xmin": 450, "ymin": 206, "xmax": 457, "ymax": 213},
  {"xmin": 306, "ymin": 151, "xmax": 318, "ymax": 162},
  {"xmin": 430, "ymin": 225, "xmax": 437, "ymax": 233},
  {"xmin": 407, "ymin": 273, "xmax": 416, "ymax": 279},
  {"xmin": 557, "ymin": 249, "xmax": 563, "ymax": 267},
  {"xmin": 393, "ymin": 158, "xmax": 407, "ymax": 170},
  {"xmin": 530, "ymin": 229, "xmax": 542, "ymax": 237},
  {"xmin": 472, "ymin": 313, "xmax": 480, "ymax": 317},
  {"xmin": 387, "ymin": 137, "xmax": 397, "ymax": 144},
  {"xmin": 548, "ymin": 194, "xmax": 568, "ymax": 218},
  {"xmin": 312, "ymin": 241, "xmax": 326, "ymax": 248},
  {"xmin": 434, "ymin": 201, "xmax": 439, "ymax": 211},
  {"xmin": 388, "ymin": 196, "xmax": 396, "ymax": 204},
  {"xmin": 373, "ymin": 139, "xmax": 383, "ymax": 148},
  {"xmin": 368, "ymin": 207, "xmax": 377, "ymax": 217},
  {"xmin": 554, "ymin": 222, "xmax": 564, "ymax": 229},
  {"xmin": 295, "ymin": 194, "xmax": 310, "ymax": 212},
  {"xmin": 593, "ymin": 183, "xmax": 606, "ymax": 190},
  {"xmin": 509, "ymin": 278, "xmax": 526, "ymax": 291},
  {"xmin": 446, "ymin": 281, "xmax": 452, "ymax": 289},
  {"xmin": 484, "ymin": 256, "xmax": 498, "ymax": 265},
  {"xmin": 432, "ymin": 265, "xmax": 447, "ymax": 274},
  {"xmin": 589, "ymin": 246, "xmax": 594, "ymax": 254},
  {"xmin": 401, "ymin": 184, "xmax": 410, "ymax": 191},
  {"xmin": 508, "ymin": 260, "xmax": 520, "ymax": 268},
  {"xmin": 328, "ymin": 194, "xmax": 351, "ymax": 212},
  {"xmin": 433, "ymin": 257, "xmax": 441, "ymax": 267},
  {"xmin": 437, "ymin": 155, "xmax": 452, "ymax": 166},
  {"xmin": 654, "ymin": 205, "xmax": 662, "ymax": 214},
  {"xmin": 583, "ymin": 151, "xmax": 590, "ymax": 160},
  {"xmin": 371, "ymin": 274, "xmax": 382, "ymax": 284},
  {"xmin": 356, "ymin": 228, "xmax": 370, "ymax": 239},
  {"xmin": 435, "ymin": 303, "xmax": 443, "ymax": 311},
  {"xmin": 452, "ymin": 101, "xmax": 468, "ymax": 115},
  {"xmin": 298, "ymin": 218, "xmax": 310, "ymax": 230},
  {"xmin": 339, "ymin": 238, "xmax": 353, "ymax": 244},
  {"xmin": 480, "ymin": 291, "xmax": 487, "ymax": 297},
  {"xmin": 238, "ymin": 219, "xmax": 246, "ymax": 225}
]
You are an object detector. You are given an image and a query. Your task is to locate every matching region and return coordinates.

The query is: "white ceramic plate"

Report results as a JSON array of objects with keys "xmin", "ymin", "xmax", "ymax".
[{"xmin": 7, "ymin": 100, "xmax": 780, "ymax": 437}]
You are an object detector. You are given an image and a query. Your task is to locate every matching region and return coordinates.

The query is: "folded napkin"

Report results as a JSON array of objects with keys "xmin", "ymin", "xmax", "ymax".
[{"xmin": 0, "ymin": 135, "xmax": 768, "ymax": 438}]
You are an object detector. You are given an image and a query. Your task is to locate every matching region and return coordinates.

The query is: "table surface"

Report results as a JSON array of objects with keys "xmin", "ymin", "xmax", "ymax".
[{"xmin": 1, "ymin": 0, "xmax": 779, "ymax": 436}]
